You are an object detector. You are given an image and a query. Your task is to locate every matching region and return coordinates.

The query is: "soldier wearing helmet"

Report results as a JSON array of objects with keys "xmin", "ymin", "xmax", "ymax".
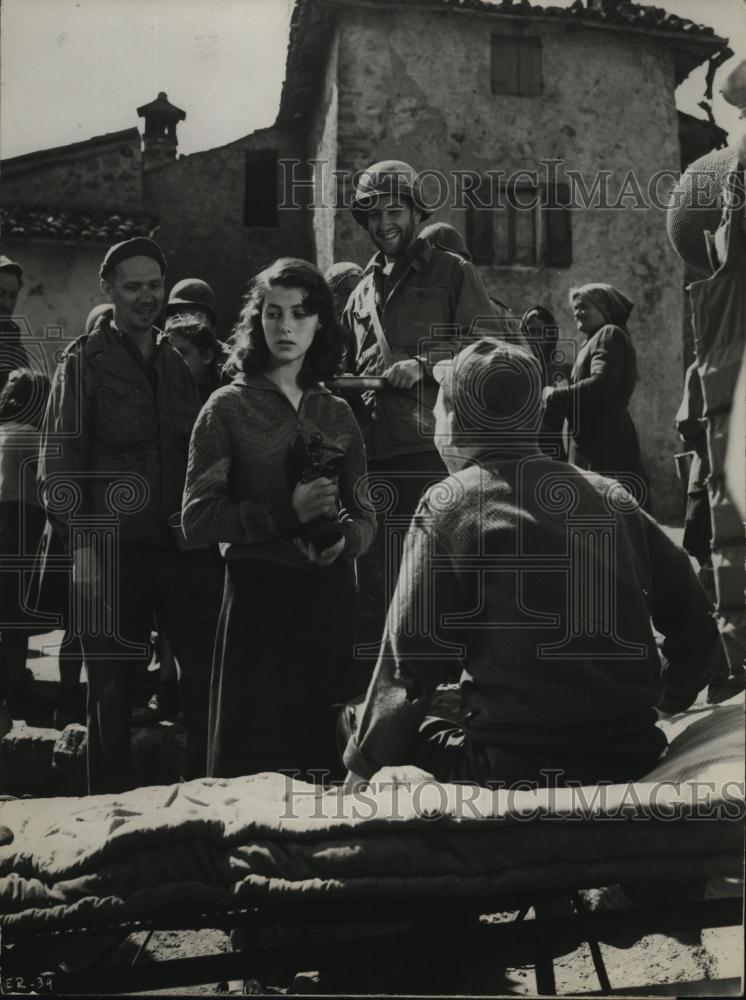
[
  {"xmin": 342, "ymin": 159, "xmax": 511, "ymax": 661},
  {"xmin": 165, "ymin": 277, "xmax": 218, "ymax": 332}
]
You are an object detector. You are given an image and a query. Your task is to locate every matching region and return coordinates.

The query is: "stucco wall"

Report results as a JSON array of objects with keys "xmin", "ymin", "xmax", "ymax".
[
  {"xmin": 0, "ymin": 240, "xmax": 106, "ymax": 377},
  {"xmin": 144, "ymin": 128, "xmax": 311, "ymax": 341},
  {"xmin": 332, "ymin": 8, "xmax": 686, "ymax": 517},
  {"xmin": 307, "ymin": 29, "xmax": 340, "ymax": 275},
  {"xmin": 1, "ymin": 136, "xmax": 143, "ymax": 213}
]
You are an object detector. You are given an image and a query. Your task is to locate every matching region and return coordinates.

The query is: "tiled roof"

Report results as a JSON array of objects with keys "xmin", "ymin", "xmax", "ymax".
[
  {"xmin": 0, "ymin": 207, "xmax": 158, "ymax": 244},
  {"xmin": 278, "ymin": 0, "xmax": 731, "ymax": 123}
]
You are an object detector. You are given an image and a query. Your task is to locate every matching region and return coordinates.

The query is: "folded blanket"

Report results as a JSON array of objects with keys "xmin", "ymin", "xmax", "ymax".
[{"xmin": 0, "ymin": 696, "xmax": 742, "ymax": 937}]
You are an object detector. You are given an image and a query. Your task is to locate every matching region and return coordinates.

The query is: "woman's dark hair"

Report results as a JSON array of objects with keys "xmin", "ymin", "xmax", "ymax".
[
  {"xmin": 165, "ymin": 316, "xmax": 223, "ymax": 385},
  {"xmin": 227, "ymin": 258, "xmax": 344, "ymax": 385},
  {"xmin": 0, "ymin": 369, "xmax": 50, "ymax": 429}
]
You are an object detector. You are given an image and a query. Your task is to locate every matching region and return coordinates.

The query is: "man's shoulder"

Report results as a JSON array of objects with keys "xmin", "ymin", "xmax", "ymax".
[
  {"xmin": 419, "ymin": 466, "xmax": 485, "ymax": 524},
  {"xmin": 419, "ymin": 243, "xmax": 470, "ymax": 280},
  {"xmin": 57, "ymin": 329, "xmax": 101, "ymax": 366}
]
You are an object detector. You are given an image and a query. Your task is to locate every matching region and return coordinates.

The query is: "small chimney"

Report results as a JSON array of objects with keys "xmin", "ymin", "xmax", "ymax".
[{"xmin": 137, "ymin": 92, "xmax": 186, "ymax": 170}]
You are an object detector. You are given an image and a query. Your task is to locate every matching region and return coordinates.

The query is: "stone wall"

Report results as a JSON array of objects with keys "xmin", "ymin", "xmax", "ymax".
[
  {"xmin": 331, "ymin": 7, "xmax": 686, "ymax": 517},
  {"xmin": 1, "ymin": 133, "xmax": 143, "ymax": 214},
  {"xmin": 145, "ymin": 128, "xmax": 311, "ymax": 341},
  {"xmin": 1, "ymin": 240, "xmax": 109, "ymax": 375},
  {"xmin": 307, "ymin": 28, "xmax": 340, "ymax": 275}
]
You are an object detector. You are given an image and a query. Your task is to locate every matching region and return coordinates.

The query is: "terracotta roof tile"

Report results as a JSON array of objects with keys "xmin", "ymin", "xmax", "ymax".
[{"xmin": 0, "ymin": 208, "xmax": 158, "ymax": 244}]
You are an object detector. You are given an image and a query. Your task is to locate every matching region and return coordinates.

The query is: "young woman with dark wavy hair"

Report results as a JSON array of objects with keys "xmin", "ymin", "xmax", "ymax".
[{"xmin": 182, "ymin": 258, "xmax": 375, "ymax": 781}]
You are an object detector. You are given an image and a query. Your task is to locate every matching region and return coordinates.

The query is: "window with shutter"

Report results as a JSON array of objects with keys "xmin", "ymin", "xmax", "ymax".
[
  {"xmin": 465, "ymin": 179, "xmax": 572, "ymax": 268},
  {"xmin": 465, "ymin": 175, "xmax": 495, "ymax": 264},
  {"xmin": 244, "ymin": 150, "xmax": 278, "ymax": 227},
  {"xmin": 491, "ymin": 35, "xmax": 542, "ymax": 96},
  {"xmin": 543, "ymin": 184, "xmax": 572, "ymax": 267}
]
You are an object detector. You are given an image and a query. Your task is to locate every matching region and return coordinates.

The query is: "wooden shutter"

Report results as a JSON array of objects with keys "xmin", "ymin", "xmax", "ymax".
[
  {"xmin": 543, "ymin": 184, "xmax": 572, "ymax": 267},
  {"xmin": 466, "ymin": 175, "xmax": 494, "ymax": 264},
  {"xmin": 512, "ymin": 194, "xmax": 538, "ymax": 264},
  {"xmin": 492, "ymin": 36, "xmax": 542, "ymax": 96},
  {"xmin": 244, "ymin": 150, "xmax": 278, "ymax": 227},
  {"xmin": 517, "ymin": 38, "xmax": 543, "ymax": 96},
  {"xmin": 491, "ymin": 36, "xmax": 519, "ymax": 94}
]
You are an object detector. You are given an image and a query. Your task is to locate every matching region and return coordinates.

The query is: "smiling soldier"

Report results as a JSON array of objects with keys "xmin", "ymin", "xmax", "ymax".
[
  {"xmin": 39, "ymin": 238, "xmax": 221, "ymax": 794},
  {"xmin": 342, "ymin": 160, "xmax": 510, "ymax": 663}
]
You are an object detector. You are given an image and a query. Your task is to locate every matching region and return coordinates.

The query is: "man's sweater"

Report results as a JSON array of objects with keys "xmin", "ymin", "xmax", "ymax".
[{"xmin": 344, "ymin": 455, "xmax": 719, "ymax": 781}]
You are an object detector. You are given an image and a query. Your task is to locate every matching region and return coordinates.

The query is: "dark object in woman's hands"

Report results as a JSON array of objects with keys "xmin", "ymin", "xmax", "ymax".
[{"xmin": 293, "ymin": 433, "xmax": 347, "ymax": 549}]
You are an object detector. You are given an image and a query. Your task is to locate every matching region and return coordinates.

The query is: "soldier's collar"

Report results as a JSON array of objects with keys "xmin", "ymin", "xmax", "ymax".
[{"xmin": 369, "ymin": 236, "xmax": 433, "ymax": 274}]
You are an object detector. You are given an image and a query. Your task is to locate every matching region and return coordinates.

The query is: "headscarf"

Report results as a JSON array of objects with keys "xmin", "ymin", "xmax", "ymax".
[
  {"xmin": 570, "ymin": 283, "xmax": 634, "ymax": 328},
  {"xmin": 419, "ymin": 222, "xmax": 471, "ymax": 261}
]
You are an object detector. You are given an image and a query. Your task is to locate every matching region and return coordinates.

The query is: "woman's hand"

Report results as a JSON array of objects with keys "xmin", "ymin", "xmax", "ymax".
[
  {"xmin": 292, "ymin": 477, "xmax": 339, "ymax": 523},
  {"xmin": 294, "ymin": 535, "xmax": 346, "ymax": 567}
]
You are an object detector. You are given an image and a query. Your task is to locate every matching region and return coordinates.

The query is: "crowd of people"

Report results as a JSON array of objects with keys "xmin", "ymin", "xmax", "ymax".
[{"xmin": 0, "ymin": 158, "xmax": 741, "ymax": 795}]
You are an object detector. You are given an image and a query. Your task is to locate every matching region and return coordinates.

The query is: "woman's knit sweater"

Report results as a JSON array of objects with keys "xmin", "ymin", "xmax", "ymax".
[{"xmin": 182, "ymin": 373, "xmax": 376, "ymax": 569}]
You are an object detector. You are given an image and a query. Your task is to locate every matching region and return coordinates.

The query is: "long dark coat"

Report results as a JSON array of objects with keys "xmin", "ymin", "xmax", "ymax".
[{"xmin": 555, "ymin": 323, "xmax": 647, "ymax": 498}]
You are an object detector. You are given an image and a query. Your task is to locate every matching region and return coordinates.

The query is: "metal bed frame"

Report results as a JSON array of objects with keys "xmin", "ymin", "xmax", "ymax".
[{"xmin": 1, "ymin": 885, "xmax": 742, "ymax": 995}]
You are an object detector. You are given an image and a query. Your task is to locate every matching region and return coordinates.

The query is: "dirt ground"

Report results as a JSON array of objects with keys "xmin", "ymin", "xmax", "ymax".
[{"xmin": 111, "ymin": 874, "xmax": 742, "ymax": 997}]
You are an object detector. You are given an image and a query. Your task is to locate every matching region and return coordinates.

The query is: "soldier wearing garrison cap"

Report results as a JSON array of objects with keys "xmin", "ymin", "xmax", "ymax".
[
  {"xmin": 39, "ymin": 237, "xmax": 221, "ymax": 795},
  {"xmin": 340, "ymin": 338, "xmax": 722, "ymax": 791},
  {"xmin": 342, "ymin": 159, "xmax": 519, "ymax": 663}
]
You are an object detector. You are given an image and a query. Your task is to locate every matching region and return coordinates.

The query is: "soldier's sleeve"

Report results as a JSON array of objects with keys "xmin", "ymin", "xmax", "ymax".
[
  {"xmin": 644, "ymin": 512, "xmax": 721, "ymax": 712},
  {"xmin": 38, "ymin": 346, "xmax": 93, "ymax": 550},
  {"xmin": 340, "ymin": 295, "xmax": 358, "ymax": 375}
]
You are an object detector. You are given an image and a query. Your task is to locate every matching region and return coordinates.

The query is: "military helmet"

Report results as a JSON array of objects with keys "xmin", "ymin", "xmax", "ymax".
[
  {"xmin": 351, "ymin": 159, "xmax": 433, "ymax": 229},
  {"xmin": 166, "ymin": 278, "xmax": 217, "ymax": 321},
  {"xmin": 667, "ymin": 146, "xmax": 735, "ymax": 277}
]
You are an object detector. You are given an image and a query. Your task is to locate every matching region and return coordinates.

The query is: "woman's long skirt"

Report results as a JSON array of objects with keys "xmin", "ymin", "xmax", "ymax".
[{"xmin": 207, "ymin": 557, "xmax": 357, "ymax": 781}]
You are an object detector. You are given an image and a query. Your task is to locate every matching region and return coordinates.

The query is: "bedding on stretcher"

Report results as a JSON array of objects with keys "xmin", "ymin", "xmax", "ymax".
[{"xmin": 0, "ymin": 697, "xmax": 743, "ymax": 937}]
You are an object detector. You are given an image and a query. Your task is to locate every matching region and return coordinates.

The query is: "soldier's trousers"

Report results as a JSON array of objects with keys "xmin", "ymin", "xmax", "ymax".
[{"xmin": 80, "ymin": 542, "xmax": 222, "ymax": 794}]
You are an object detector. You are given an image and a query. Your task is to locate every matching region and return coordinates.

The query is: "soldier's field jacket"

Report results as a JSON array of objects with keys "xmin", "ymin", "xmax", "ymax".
[
  {"xmin": 342, "ymin": 238, "xmax": 508, "ymax": 462},
  {"xmin": 39, "ymin": 317, "xmax": 201, "ymax": 550}
]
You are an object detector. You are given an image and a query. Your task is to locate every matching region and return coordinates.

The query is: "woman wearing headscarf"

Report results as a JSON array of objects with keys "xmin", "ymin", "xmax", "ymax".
[
  {"xmin": 543, "ymin": 283, "xmax": 649, "ymax": 505},
  {"xmin": 521, "ymin": 305, "xmax": 569, "ymax": 458}
]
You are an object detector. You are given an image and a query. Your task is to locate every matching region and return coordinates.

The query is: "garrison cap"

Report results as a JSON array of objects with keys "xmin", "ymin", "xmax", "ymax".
[{"xmin": 100, "ymin": 237, "xmax": 167, "ymax": 281}]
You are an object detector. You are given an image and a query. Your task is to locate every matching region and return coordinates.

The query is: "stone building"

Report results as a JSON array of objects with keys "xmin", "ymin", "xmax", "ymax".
[
  {"xmin": 0, "ymin": 95, "xmax": 309, "ymax": 352},
  {"xmin": 275, "ymin": 0, "xmax": 731, "ymax": 516},
  {"xmin": 0, "ymin": 0, "xmax": 732, "ymax": 515}
]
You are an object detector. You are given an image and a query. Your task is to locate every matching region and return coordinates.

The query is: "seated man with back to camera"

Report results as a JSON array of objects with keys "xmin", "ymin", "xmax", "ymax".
[{"xmin": 340, "ymin": 339, "xmax": 723, "ymax": 791}]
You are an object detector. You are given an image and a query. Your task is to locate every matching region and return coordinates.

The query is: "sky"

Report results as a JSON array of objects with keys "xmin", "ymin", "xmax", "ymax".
[{"xmin": 0, "ymin": 0, "xmax": 745, "ymax": 161}]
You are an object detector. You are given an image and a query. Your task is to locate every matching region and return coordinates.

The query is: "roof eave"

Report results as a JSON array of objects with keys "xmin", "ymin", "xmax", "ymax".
[{"xmin": 1, "ymin": 128, "xmax": 141, "ymax": 175}]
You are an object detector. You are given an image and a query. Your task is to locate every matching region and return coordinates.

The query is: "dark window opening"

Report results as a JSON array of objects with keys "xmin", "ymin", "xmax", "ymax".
[
  {"xmin": 491, "ymin": 35, "xmax": 542, "ymax": 96},
  {"xmin": 466, "ymin": 177, "xmax": 572, "ymax": 268},
  {"xmin": 244, "ymin": 150, "xmax": 278, "ymax": 227}
]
